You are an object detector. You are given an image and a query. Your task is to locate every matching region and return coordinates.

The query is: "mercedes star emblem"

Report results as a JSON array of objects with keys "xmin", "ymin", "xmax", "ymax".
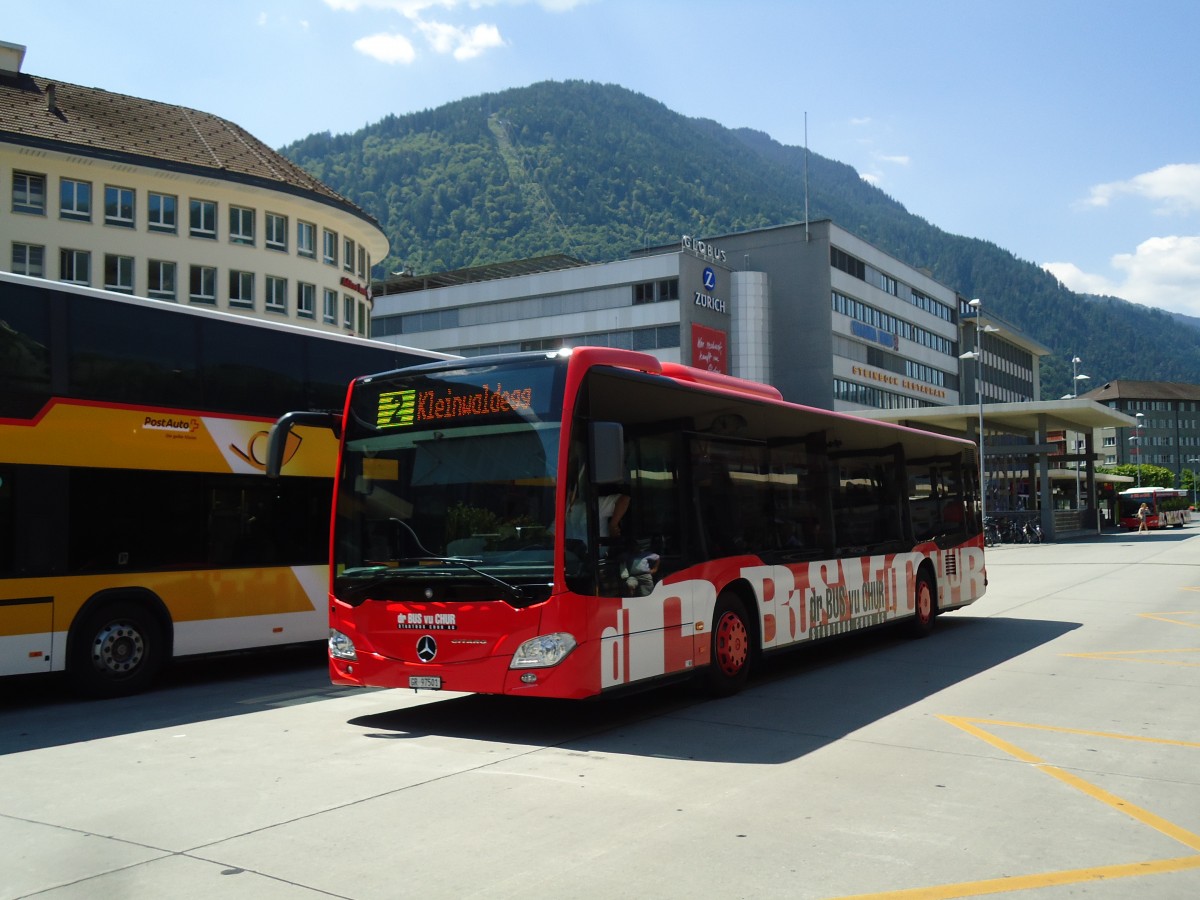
[{"xmin": 416, "ymin": 635, "xmax": 437, "ymax": 662}]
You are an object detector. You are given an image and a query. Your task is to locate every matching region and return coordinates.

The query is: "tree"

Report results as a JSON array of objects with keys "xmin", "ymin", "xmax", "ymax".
[{"xmin": 1097, "ymin": 463, "xmax": 1176, "ymax": 489}]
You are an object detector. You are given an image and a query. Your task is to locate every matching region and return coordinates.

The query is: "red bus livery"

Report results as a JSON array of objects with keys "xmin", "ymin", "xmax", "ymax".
[
  {"xmin": 1118, "ymin": 487, "xmax": 1191, "ymax": 530},
  {"xmin": 269, "ymin": 347, "xmax": 986, "ymax": 699}
]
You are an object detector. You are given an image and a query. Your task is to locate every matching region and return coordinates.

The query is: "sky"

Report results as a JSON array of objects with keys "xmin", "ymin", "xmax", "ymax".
[{"xmin": 8, "ymin": 0, "xmax": 1200, "ymax": 321}]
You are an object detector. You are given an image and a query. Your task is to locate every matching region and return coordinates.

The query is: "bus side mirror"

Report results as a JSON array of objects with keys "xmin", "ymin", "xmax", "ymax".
[
  {"xmin": 589, "ymin": 421, "xmax": 625, "ymax": 485},
  {"xmin": 266, "ymin": 410, "xmax": 341, "ymax": 478}
]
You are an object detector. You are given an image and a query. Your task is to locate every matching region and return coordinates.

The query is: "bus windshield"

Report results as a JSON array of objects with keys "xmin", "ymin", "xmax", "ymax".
[{"xmin": 335, "ymin": 358, "xmax": 566, "ymax": 599}]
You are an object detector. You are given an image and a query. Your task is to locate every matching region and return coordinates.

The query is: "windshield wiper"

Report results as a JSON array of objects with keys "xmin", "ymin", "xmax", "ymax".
[{"xmin": 387, "ymin": 518, "xmax": 526, "ymax": 602}]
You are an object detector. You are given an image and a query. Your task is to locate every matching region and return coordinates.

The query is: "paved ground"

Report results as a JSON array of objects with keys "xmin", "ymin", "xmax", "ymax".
[{"xmin": 3, "ymin": 527, "xmax": 1199, "ymax": 899}]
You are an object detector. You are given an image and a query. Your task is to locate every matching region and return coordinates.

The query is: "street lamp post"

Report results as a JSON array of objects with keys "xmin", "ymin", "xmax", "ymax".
[
  {"xmin": 959, "ymin": 298, "xmax": 999, "ymax": 530},
  {"xmin": 1188, "ymin": 456, "xmax": 1200, "ymax": 509},
  {"xmin": 1132, "ymin": 412, "xmax": 1145, "ymax": 487},
  {"xmin": 1070, "ymin": 356, "xmax": 1090, "ymax": 509}
]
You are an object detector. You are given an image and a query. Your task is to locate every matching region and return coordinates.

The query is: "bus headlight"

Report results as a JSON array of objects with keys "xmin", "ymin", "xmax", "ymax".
[
  {"xmin": 510, "ymin": 633, "xmax": 577, "ymax": 669},
  {"xmin": 329, "ymin": 629, "xmax": 358, "ymax": 661}
]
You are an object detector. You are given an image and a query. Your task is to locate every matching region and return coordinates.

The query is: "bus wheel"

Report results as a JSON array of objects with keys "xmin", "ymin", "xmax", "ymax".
[
  {"xmin": 707, "ymin": 593, "xmax": 751, "ymax": 697},
  {"xmin": 67, "ymin": 601, "xmax": 166, "ymax": 698},
  {"xmin": 909, "ymin": 571, "xmax": 937, "ymax": 639}
]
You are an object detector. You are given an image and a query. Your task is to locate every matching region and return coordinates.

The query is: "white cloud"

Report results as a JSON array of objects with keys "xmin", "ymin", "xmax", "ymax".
[
  {"xmin": 353, "ymin": 32, "xmax": 418, "ymax": 64},
  {"xmin": 329, "ymin": 0, "xmax": 567, "ymax": 62},
  {"xmin": 417, "ymin": 19, "xmax": 504, "ymax": 58},
  {"xmin": 879, "ymin": 154, "xmax": 910, "ymax": 166},
  {"xmin": 257, "ymin": 12, "xmax": 268, "ymax": 26},
  {"xmin": 1043, "ymin": 234, "xmax": 1200, "ymax": 318},
  {"xmin": 1085, "ymin": 163, "xmax": 1200, "ymax": 214}
]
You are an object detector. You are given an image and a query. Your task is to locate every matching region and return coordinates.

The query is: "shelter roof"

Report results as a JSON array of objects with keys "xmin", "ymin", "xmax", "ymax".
[{"xmin": 856, "ymin": 398, "xmax": 1136, "ymax": 439}]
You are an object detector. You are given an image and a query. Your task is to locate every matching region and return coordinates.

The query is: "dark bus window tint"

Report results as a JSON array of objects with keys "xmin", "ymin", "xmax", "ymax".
[
  {"xmin": 769, "ymin": 441, "xmax": 831, "ymax": 555},
  {"xmin": 68, "ymin": 469, "xmax": 329, "ymax": 573},
  {"xmin": 908, "ymin": 455, "xmax": 968, "ymax": 541},
  {"xmin": 69, "ymin": 469, "xmax": 208, "ymax": 572},
  {"xmin": 0, "ymin": 466, "xmax": 14, "ymax": 575},
  {"xmin": 831, "ymin": 449, "xmax": 904, "ymax": 550},
  {"xmin": 691, "ymin": 438, "xmax": 771, "ymax": 557},
  {"xmin": 0, "ymin": 284, "xmax": 52, "ymax": 418},
  {"xmin": 69, "ymin": 296, "xmax": 200, "ymax": 407},
  {"xmin": 628, "ymin": 434, "xmax": 683, "ymax": 561},
  {"xmin": 208, "ymin": 477, "xmax": 329, "ymax": 567},
  {"xmin": 201, "ymin": 320, "xmax": 304, "ymax": 416},
  {"xmin": 307, "ymin": 340, "xmax": 393, "ymax": 412}
]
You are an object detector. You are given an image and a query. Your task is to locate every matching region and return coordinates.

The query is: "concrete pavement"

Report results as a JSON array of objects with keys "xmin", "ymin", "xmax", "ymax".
[{"xmin": 3, "ymin": 528, "xmax": 1199, "ymax": 899}]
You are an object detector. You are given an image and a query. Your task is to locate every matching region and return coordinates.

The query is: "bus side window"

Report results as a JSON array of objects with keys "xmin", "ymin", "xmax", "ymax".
[
  {"xmin": 770, "ymin": 442, "xmax": 828, "ymax": 554},
  {"xmin": 627, "ymin": 434, "xmax": 683, "ymax": 565}
]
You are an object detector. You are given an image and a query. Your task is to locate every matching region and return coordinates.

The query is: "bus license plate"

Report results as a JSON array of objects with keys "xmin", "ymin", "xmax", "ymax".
[{"xmin": 409, "ymin": 676, "xmax": 442, "ymax": 690}]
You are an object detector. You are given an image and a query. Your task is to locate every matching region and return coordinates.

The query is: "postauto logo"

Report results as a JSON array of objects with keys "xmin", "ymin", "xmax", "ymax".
[{"xmin": 143, "ymin": 414, "xmax": 200, "ymax": 433}]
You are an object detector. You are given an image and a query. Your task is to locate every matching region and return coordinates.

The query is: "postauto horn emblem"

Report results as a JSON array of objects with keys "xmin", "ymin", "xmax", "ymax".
[{"xmin": 416, "ymin": 635, "xmax": 438, "ymax": 663}]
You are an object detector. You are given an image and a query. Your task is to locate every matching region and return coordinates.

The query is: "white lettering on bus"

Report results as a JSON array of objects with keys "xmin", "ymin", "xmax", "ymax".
[{"xmin": 599, "ymin": 548, "xmax": 985, "ymax": 689}]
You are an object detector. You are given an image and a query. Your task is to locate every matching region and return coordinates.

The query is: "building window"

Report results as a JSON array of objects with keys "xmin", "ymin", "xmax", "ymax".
[
  {"xmin": 229, "ymin": 270, "xmax": 255, "ymax": 308},
  {"xmin": 266, "ymin": 212, "xmax": 287, "ymax": 251},
  {"xmin": 189, "ymin": 265, "xmax": 216, "ymax": 304},
  {"xmin": 297, "ymin": 221, "xmax": 316, "ymax": 258},
  {"xmin": 343, "ymin": 237, "xmax": 355, "ymax": 272},
  {"xmin": 12, "ymin": 171, "xmax": 46, "ymax": 214},
  {"xmin": 148, "ymin": 193, "xmax": 177, "ymax": 233},
  {"xmin": 344, "ymin": 294, "xmax": 354, "ymax": 328},
  {"xmin": 12, "ymin": 242, "xmax": 45, "ymax": 276},
  {"xmin": 633, "ymin": 278, "xmax": 679, "ymax": 305},
  {"xmin": 104, "ymin": 254, "xmax": 135, "ymax": 293},
  {"xmin": 229, "ymin": 206, "xmax": 255, "ymax": 245},
  {"xmin": 190, "ymin": 199, "xmax": 217, "ymax": 239},
  {"xmin": 323, "ymin": 288, "xmax": 338, "ymax": 324},
  {"xmin": 357, "ymin": 300, "xmax": 367, "ymax": 335},
  {"xmin": 105, "ymin": 186, "xmax": 135, "ymax": 228},
  {"xmin": 60, "ymin": 249, "xmax": 90, "ymax": 285},
  {"xmin": 357, "ymin": 246, "xmax": 367, "ymax": 278},
  {"xmin": 266, "ymin": 275, "xmax": 287, "ymax": 313},
  {"xmin": 147, "ymin": 260, "xmax": 177, "ymax": 300},
  {"xmin": 59, "ymin": 178, "xmax": 91, "ymax": 221},
  {"xmin": 297, "ymin": 282, "xmax": 316, "ymax": 319},
  {"xmin": 323, "ymin": 229, "xmax": 338, "ymax": 266}
]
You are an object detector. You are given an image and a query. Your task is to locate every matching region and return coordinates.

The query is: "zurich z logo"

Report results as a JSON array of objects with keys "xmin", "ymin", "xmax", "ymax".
[
  {"xmin": 416, "ymin": 635, "xmax": 437, "ymax": 662},
  {"xmin": 702, "ymin": 267, "xmax": 716, "ymax": 290}
]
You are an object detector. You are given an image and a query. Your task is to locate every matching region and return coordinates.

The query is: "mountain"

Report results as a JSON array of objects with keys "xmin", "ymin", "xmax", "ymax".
[{"xmin": 280, "ymin": 80, "xmax": 1200, "ymax": 398}]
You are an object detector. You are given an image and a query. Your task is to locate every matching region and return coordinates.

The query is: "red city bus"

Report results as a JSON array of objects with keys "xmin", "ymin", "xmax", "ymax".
[
  {"xmin": 269, "ymin": 347, "xmax": 986, "ymax": 699},
  {"xmin": 1118, "ymin": 487, "xmax": 1191, "ymax": 530}
]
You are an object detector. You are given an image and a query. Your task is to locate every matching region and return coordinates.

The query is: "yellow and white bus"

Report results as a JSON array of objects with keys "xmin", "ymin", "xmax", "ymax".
[{"xmin": 0, "ymin": 272, "xmax": 448, "ymax": 697}]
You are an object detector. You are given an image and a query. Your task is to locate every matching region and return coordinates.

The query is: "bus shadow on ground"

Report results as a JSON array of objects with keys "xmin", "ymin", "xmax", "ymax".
[
  {"xmin": 0, "ymin": 643, "xmax": 355, "ymax": 754},
  {"xmin": 348, "ymin": 614, "xmax": 1079, "ymax": 765}
]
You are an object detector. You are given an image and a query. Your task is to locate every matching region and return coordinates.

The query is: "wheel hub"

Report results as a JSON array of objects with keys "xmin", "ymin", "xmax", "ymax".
[
  {"xmin": 92, "ymin": 623, "xmax": 145, "ymax": 674},
  {"xmin": 715, "ymin": 611, "xmax": 748, "ymax": 675}
]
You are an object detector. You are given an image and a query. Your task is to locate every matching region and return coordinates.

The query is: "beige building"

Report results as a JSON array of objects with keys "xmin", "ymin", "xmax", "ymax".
[{"xmin": 1, "ymin": 41, "xmax": 384, "ymax": 335}]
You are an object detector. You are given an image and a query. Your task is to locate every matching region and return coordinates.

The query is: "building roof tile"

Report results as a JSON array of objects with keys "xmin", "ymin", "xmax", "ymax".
[{"xmin": 0, "ymin": 70, "xmax": 377, "ymax": 227}]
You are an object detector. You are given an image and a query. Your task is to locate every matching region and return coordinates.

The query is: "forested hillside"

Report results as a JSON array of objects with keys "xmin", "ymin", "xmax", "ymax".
[{"xmin": 280, "ymin": 80, "xmax": 1200, "ymax": 398}]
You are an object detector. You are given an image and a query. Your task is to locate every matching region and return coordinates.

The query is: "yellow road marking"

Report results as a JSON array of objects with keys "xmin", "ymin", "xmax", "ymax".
[
  {"xmin": 1138, "ymin": 610, "xmax": 1200, "ymax": 627},
  {"xmin": 1065, "ymin": 648, "xmax": 1200, "ymax": 667},
  {"xmin": 824, "ymin": 716, "xmax": 1200, "ymax": 899},
  {"xmin": 832, "ymin": 855, "xmax": 1200, "ymax": 899}
]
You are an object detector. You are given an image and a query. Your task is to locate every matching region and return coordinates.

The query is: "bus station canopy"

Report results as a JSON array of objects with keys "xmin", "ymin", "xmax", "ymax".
[{"xmin": 855, "ymin": 398, "xmax": 1136, "ymax": 440}]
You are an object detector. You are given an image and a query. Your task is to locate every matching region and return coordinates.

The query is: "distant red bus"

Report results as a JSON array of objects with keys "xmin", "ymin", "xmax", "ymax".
[
  {"xmin": 269, "ymin": 347, "xmax": 987, "ymax": 699},
  {"xmin": 1118, "ymin": 487, "xmax": 1191, "ymax": 530}
]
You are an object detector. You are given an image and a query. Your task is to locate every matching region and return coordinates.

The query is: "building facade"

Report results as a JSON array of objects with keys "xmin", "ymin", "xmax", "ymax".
[
  {"xmin": 1083, "ymin": 380, "xmax": 1200, "ymax": 483},
  {"xmin": 1, "ymin": 41, "xmax": 384, "ymax": 335},
  {"xmin": 373, "ymin": 220, "xmax": 1043, "ymax": 412}
]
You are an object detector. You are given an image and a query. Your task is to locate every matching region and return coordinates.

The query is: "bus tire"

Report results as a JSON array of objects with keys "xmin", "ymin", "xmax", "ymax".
[
  {"xmin": 706, "ymin": 592, "xmax": 752, "ymax": 697},
  {"xmin": 909, "ymin": 570, "xmax": 937, "ymax": 639},
  {"xmin": 67, "ymin": 599, "xmax": 167, "ymax": 699}
]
